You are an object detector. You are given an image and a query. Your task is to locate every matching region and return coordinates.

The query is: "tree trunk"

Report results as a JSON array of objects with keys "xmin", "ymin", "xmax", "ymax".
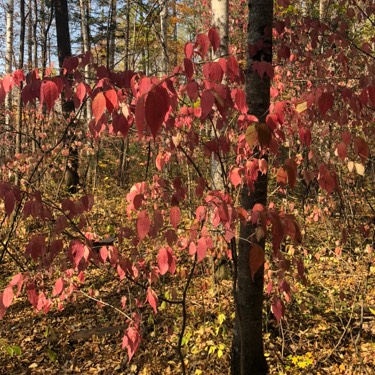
[
  {"xmin": 211, "ymin": 0, "xmax": 229, "ymax": 58},
  {"xmin": 54, "ymin": 0, "xmax": 80, "ymax": 194},
  {"xmin": 232, "ymin": 0, "xmax": 273, "ymax": 374},
  {"xmin": 15, "ymin": 0, "xmax": 26, "ymax": 185},
  {"xmin": 5, "ymin": 0, "xmax": 14, "ymax": 131},
  {"xmin": 159, "ymin": 0, "xmax": 169, "ymax": 75}
]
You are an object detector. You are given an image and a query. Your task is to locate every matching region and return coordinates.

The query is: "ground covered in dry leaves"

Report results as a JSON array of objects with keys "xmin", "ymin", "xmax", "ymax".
[{"xmin": 1, "ymin": 241, "xmax": 374, "ymax": 375}]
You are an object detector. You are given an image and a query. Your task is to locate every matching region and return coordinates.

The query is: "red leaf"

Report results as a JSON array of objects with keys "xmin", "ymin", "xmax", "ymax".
[
  {"xmin": 197, "ymin": 237, "xmax": 207, "ymax": 262},
  {"xmin": 157, "ymin": 247, "xmax": 169, "ymax": 275},
  {"xmin": 285, "ymin": 158, "xmax": 297, "ymax": 189},
  {"xmin": 184, "ymin": 42, "xmax": 194, "ymax": 59},
  {"xmin": 229, "ymin": 167, "xmax": 242, "ymax": 188},
  {"xmin": 4, "ymin": 191, "xmax": 15, "ymax": 217},
  {"xmin": 186, "ymin": 81, "xmax": 199, "ymax": 101},
  {"xmin": 249, "ymin": 244, "xmax": 265, "ymax": 281},
  {"xmin": 196, "ymin": 206, "xmax": 207, "ymax": 222},
  {"xmin": 69, "ymin": 240, "xmax": 90, "ymax": 267},
  {"xmin": 145, "ymin": 86, "xmax": 170, "ymax": 139},
  {"xmin": 137, "ymin": 210, "xmax": 151, "ymax": 241},
  {"xmin": 0, "ymin": 293, "xmax": 6, "ymax": 319},
  {"xmin": 272, "ymin": 297, "xmax": 285, "ymax": 322},
  {"xmin": 208, "ymin": 28, "xmax": 220, "ymax": 52},
  {"xmin": 40, "ymin": 80, "xmax": 60, "ymax": 111},
  {"xmin": 63, "ymin": 56, "xmax": 79, "ymax": 74},
  {"xmin": 318, "ymin": 92, "xmax": 334, "ymax": 116},
  {"xmin": 104, "ymin": 89, "xmax": 118, "ymax": 113},
  {"xmin": 201, "ymin": 89, "xmax": 215, "ymax": 120},
  {"xmin": 92, "ymin": 91, "xmax": 106, "ymax": 123},
  {"xmin": 227, "ymin": 56, "xmax": 240, "ymax": 79},
  {"xmin": 52, "ymin": 278, "xmax": 64, "ymax": 297},
  {"xmin": 146, "ymin": 287, "xmax": 158, "ymax": 314},
  {"xmin": 354, "ymin": 137, "xmax": 369, "ymax": 162},
  {"xmin": 336, "ymin": 142, "xmax": 347, "ymax": 160},
  {"xmin": 9, "ymin": 273, "xmax": 23, "ymax": 287},
  {"xmin": 26, "ymin": 235, "xmax": 47, "ymax": 260},
  {"xmin": 170, "ymin": 206, "xmax": 180, "ymax": 230},
  {"xmin": 100, "ymin": 246, "xmax": 108, "ymax": 263},
  {"xmin": 81, "ymin": 194, "xmax": 94, "ymax": 211},
  {"xmin": 122, "ymin": 326, "xmax": 140, "ymax": 362},
  {"xmin": 75, "ymin": 82, "xmax": 87, "ymax": 107},
  {"xmin": 276, "ymin": 167, "xmax": 288, "ymax": 185},
  {"xmin": 2, "ymin": 286, "xmax": 14, "ymax": 308},
  {"xmin": 341, "ymin": 130, "xmax": 351, "ymax": 145},
  {"xmin": 231, "ymin": 89, "xmax": 248, "ymax": 114},
  {"xmin": 2, "ymin": 74, "xmax": 14, "ymax": 93},
  {"xmin": 195, "ymin": 34, "xmax": 210, "ymax": 58},
  {"xmin": 184, "ymin": 58, "xmax": 194, "ymax": 80},
  {"xmin": 203, "ymin": 62, "xmax": 223, "ymax": 82},
  {"xmin": 13, "ymin": 70, "xmax": 25, "ymax": 86}
]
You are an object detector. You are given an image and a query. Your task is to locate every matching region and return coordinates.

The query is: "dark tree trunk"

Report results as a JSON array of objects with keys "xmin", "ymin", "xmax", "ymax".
[
  {"xmin": 232, "ymin": 0, "xmax": 273, "ymax": 374},
  {"xmin": 54, "ymin": 0, "xmax": 80, "ymax": 194}
]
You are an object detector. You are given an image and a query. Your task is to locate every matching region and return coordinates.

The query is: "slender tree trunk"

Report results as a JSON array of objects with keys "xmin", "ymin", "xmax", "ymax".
[
  {"xmin": 210, "ymin": 0, "xmax": 228, "ymax": 191},
  {"xmin": 27, "ymin": 0, "xmax": 33, "ymax": 69},
  {"xmin": 211, "ymin": 0, "xmax": 229, "ymax": 57},
  {"xmin": 15, "ymin": 0, "xmax": 26, "ymax": 185},
  {"xmin": 5, "ymin": 0, "xmax": 14, "ymax": 130},
  {"xmin": 159, "ymin": 0, "xmax": 169, "ymax": 75},
  {"xmin": 33, "ymin": 0, "xmax": 38, "ymax": 68},
  {"xmin": 54, "ymin": 0, "xmax": 80, "ymax": 194},
  {"xmin": 107, "ymin": 0, "xmax": 117, "ymax": 69},
  {"xmin": 172, "ymin": 0, "xmax": 177, "ymax": 67},
  {"xmin": 232, "ymin": 0, "xmax": 273, "ymax": 374}
]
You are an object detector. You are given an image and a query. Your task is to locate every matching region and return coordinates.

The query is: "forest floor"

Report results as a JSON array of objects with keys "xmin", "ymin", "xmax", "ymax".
[{"xmin": 0, "ymin": 224, "xmax": 374, "ymax": 375}]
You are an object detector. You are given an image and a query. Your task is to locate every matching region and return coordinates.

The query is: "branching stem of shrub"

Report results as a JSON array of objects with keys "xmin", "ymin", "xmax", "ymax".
[{"xmin": 177, "ymin": 253, "xmax": 197, "ymax": 375}]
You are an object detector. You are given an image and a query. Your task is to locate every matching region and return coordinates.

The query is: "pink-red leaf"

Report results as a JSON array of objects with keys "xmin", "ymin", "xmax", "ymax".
[
  {"xmin": 122, "ymin": 326, "xmax": 141, "ymax": 362},
  {"xmin": 145, "ymin": 86, "xmax": 170, "ymax": 139},
  {"xmin": 2, "ymin": 286, "xmax": 14, "ymax": 308},
  {"xmin": 137, "ymin": 210, "xmax": 151, "ymax": 241},
  {"xmin": 92, "ymin": 92, "xmax": 106, "ymax": 123},
  {"xmin": 184, "ymin": 58, "xmax": 194, "ymax": 80},
  {"xmin": 157, "ymin": 247, "xmax": 169, "ymax": 275},
  {"xmin": 197, "ymin": 237, "xmax": 207, "ymax": 262},
  {"xmin": 318, "ymin": 92, "xmax": 334, "ymax": 116},
  {"xmin": 201, "ymin": 89, "xmax": 215, "ymax": 120},
  {"xmin": 52, "ymin": 278, "xmax": 64, "ymax": 297},
  {"xmin": 208, "ymin": 28, "xmax": 220, "ymax": 52},
  {"xmin": 170, "ymin": 206, "xmax": 180, "ymax": 230},
  {"xmin": 40, "ymin": 80, "xmax": 60, "ymax": 111},
  {"xmin": 146, "ymin": 287, "xmax": 158, "ymax": 314}
]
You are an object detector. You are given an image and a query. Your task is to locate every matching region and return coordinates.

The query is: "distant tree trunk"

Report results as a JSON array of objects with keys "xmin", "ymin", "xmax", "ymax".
[
  {"xmin": 5, "ymin": 0, "xmax": 14, "ymax": 130},
  {"xmin": 107, "ymin": 0, "xmax": 117, "ymax": 69},
  {"xmin": 54, "ymin": 0, "xmax": 80, "ymax": 194},
  {"xmin": 210, "ymin": 0, "xmax": 228, "ymax": 191},
  {"xmin": 232, "ymin": 0, "xmax": 273, "ymax": 374},
  {"xmin": 79, "ymin": 0, "xmax": 92, "ymax": 121},
  {"xmin": 32, "ymin": 0, "xmax": 38, "ymax": 68},
  {"xmin": 159, "ymin": 0, "xmax": 169, "ymax": 75},
  {"xmin": 172, "ymin": 0, "xmax": 177, "ymax": 67},
  {"xmin": 27, "ymin": 0, "xmax": 33, "ymax": 69},
  {"xmin": 15, "ymin": 0, "xmax": 26, "ymax": 185},
  {"xmin": 211, "ymin": 0, "xmax": 229, "ymax": 58}
]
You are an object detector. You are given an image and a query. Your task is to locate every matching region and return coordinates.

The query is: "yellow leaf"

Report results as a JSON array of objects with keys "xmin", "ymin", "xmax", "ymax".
[
  {"xmin": 354, "ymin": 162, "xmax": 365, "ymax": 176},
  {"xmin": 295, "ymin": 101, "xmax": 308, "ymax": 113}
]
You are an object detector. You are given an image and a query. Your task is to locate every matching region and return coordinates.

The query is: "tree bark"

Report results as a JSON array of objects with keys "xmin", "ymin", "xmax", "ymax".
[
  {"xmin": 210, "ymin": 0, "xmax": 228, "ymax": 191},
  {"xmin": 54, "ymin": 0, "xmax": 80, "ymax": 194},
  {"xmin": 159, "ymin": 0, "xmax": 169, "ymax": 75},
  {"xmin": 5, "ymin": 0, "xmax": 14, "ymax": 130},
  {"xmin": 232, "ymin": 0, "xmax": 273, "ymax": 374}
]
